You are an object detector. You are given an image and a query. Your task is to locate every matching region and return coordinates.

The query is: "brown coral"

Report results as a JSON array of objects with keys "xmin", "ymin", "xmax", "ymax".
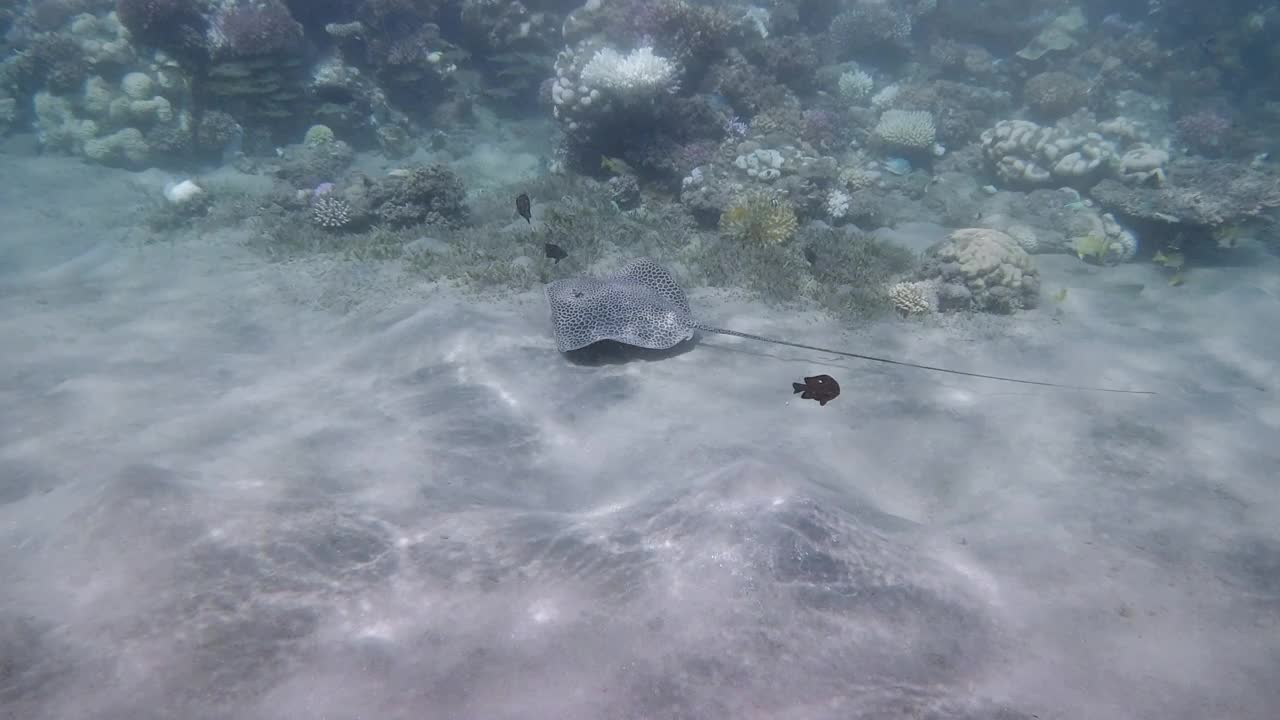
[
  {"xmin": 1023, "ymin": 71, "xmax": 1089, "ymax": 120},
  {"xmin": 645, "ymin": 0, "xmax": 733, "ymax": 63},
  {"xmin": 370, "ymin": 164, "xmax": 469, "ymax": 228}
]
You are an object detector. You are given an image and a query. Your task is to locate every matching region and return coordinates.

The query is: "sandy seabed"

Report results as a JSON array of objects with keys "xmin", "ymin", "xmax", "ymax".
[{"xmin": 1, "ymin": 150, "xmax": 1278, "ymax": 720}]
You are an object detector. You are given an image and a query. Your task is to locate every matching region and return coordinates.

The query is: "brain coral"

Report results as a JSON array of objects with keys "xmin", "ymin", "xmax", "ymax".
[
  {"xmin": 919, "ymin": 228, "xmax": 1040, "ymax": 313},
  {"xmin": 980, "ymin": 119, "xmax": 1117, "ymax": 188}
]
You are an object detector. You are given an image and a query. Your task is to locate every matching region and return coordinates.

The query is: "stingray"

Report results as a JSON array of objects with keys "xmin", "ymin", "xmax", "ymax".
[{"xmin": 545, "ymin": 258, "xmax": 1154, "ymax": 395}]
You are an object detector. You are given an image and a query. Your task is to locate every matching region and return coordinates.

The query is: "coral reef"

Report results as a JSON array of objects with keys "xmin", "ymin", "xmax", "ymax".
[{"xmin": 0, "ymin": 0, "xmax": 1270, "ymax": 325}]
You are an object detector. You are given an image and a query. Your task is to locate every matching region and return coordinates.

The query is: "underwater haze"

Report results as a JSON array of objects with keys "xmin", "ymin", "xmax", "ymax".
[{"xmin": 2, "ymin": 0, "xmax": 1279, "ymax": 718}]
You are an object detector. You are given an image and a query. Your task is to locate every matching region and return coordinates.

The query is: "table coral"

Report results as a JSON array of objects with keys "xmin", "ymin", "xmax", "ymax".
[{"xmin": 1089, "ymin": 158, "xmax": 1280, "ymax": 229}]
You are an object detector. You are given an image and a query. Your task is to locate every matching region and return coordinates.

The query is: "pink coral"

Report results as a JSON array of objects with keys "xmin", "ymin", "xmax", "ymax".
[
  {"xmin": 675, "ymin": 141, "xmax": 716, "ymax": 173},
  {"xmin": 801, "ymin": 108, "xmax": 838, "ymax": 149},
  {"xmin": 1175, "ymin": 109, "xmax": 1233, "ymax": 156}
]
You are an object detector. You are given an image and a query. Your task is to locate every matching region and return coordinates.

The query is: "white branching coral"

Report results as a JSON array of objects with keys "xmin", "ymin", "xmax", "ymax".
[
  {"xmin": 874, "ymin": 109, "xmax": 936, "ymax": 151},
  {"xmin": 311, "ymin": 196, "xmax": 352, "ymax": 229},
  {"xmin": 826, "ymin": 189, "xmax": 851, "ymax": 219},
  {"xmin": 579, "ymin": 46, "xmax": 679, "ymax": 98},
  {"xmin": 889, "ymin": 281, "xmax": 934, "ymax": 315},
  {"xmin": 837, "ymin": 69, "xmax": 873, "ymax": 101}
]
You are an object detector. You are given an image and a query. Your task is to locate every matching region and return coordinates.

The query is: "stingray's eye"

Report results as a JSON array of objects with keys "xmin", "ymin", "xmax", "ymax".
[{"xmin": 573, "ymin": 291, "xmax": 584, "ymax": 298}]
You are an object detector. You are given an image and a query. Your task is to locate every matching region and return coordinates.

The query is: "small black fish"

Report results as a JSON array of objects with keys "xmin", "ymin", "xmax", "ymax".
[
  {"xmin": 516, "ymin": 192, "xmax": 532, "ymax": 223},
  {"xmin": 544, "ymin": 242, "xmax": 568, "ymax": 264},
  {"xmin": 792, "ymin": 374, "xmax": 840, "ymax": 406}
]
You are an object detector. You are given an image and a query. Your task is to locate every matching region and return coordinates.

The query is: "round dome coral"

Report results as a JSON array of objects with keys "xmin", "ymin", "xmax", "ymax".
[{"xmin": 918, "ymin": 228, "xmax": 1041, "ymax": 314}]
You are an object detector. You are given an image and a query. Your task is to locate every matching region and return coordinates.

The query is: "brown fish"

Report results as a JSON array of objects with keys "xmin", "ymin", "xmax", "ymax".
[
  {"xmin": 516, "ymin": 192, "xmax": 532, "ymax": 223},
  {"xmin": 792, "ymin": 374, "xmax": 840, "ymax": 406},
  {"xmin": 544, "ymin": 242, "xmax": 568, "ymax": 264}
]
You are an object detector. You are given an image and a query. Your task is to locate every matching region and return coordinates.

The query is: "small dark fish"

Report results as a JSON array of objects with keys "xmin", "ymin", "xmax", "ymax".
[
  {"xmin": 544, "ymin": 242, "xmax": 568, "ymax": 264},
  {"xmin": 516, "ymin": 192, "xmax": 532, "ymax": 223},
  {"xmin": 792, "ymin": 374, "xmax": 840, "ymax": 406}
]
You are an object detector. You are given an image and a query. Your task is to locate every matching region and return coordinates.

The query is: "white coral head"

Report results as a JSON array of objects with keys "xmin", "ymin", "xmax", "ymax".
[
  {"xmin": 890, "ymin": 281, "xmax": 934, "ymax": 315},
  {"xmin": 837, "ymin": 70, "xmax": 873, "ymax": 101},
  {"xmin": 311, "ymin": 195, "xmax": 352, "ymax": 229},
  {"xmin": 164, "ymin": 179, "xmax": 204, "ymax": 205},
  {"xmin": 825, "ymin": 189, "xmax": 851, "ymax": 219},
  {"xmin": 580, "ymin": 46, "xmax": 680, "ymax": 99},
  {"xmin": 875, "ymin": 109, "xmax": 936, "ymax": 151}
]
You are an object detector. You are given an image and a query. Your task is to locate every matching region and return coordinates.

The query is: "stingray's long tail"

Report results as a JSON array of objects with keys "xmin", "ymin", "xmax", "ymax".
[{"xmin": 695, "ymin": 324, "xmax": 1156, "ymax": 395}]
